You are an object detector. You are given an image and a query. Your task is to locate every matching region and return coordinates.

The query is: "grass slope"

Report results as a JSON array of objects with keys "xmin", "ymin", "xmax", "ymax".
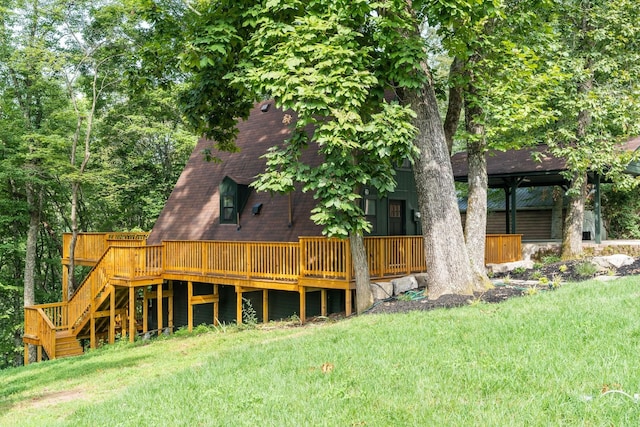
[{"xmin": 2, "ymin": 278, "xmax": 640, "ymax": 426}]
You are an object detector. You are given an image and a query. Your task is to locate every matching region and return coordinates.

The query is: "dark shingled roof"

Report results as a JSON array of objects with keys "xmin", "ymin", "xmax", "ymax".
[
  {"xmin": 451, "ymin": 136, "xmax": 640, "ymax": 188},
  {"xmin": 147, "ymin": 101, "xmax": 324, "ymax": 245}
]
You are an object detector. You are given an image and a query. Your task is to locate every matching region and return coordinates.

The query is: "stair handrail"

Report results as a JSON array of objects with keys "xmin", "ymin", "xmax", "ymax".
[
  {"xmin": 24, "ymin": 307, "xmax": 57, "ymax": 360},
  {"xmin": 66, "ymin": 246, "xmax": 118, "ymax": 332}
]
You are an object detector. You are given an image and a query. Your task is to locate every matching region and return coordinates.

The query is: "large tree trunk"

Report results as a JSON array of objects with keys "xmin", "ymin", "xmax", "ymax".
[
  {"xmin": 23, "ymin": 184, "xmax": 39, "ymax": 364},
  {"xmin": 561, "ymin": 172, "xmax": 588, "ymax": 259},
  {"xmin": 350, "ymin": 233, "xmax": 373, "ymax": 314},
  {"xmin": 402, "ymin": 76, "xmax": 478, "ymax": 300},
  {"xmin": 465, "ymin": 142, "xmax": 492, "ymax": 290}
]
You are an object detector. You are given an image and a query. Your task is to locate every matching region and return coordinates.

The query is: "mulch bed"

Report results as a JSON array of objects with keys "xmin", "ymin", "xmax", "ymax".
[
  {"xmin": 366, "ymin": 285, "xmax": 526, "ymax": 315},
  {"xmin": 365, "ymin": 257, "xmax": 640, "ymax": 316}
]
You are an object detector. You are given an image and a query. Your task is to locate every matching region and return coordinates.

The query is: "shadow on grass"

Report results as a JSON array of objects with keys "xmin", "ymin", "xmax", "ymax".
[{"xmin": 0, "ymin": 348, "xmax": 150, "ymax": 411}]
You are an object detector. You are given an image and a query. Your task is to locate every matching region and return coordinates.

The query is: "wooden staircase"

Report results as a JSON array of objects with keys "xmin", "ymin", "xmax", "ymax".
[
  {"xmin": 55, "ymin": 330, "xmax": 84, "ymax": 358},
  {"xmin": 23, "ymin": 238, "xmax": 162, "ymax": 364}
]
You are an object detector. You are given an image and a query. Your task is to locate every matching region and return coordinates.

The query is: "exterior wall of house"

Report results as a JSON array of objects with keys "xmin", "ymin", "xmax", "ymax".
[
  {"xmin": 364, "ymin": 168, "xmax": 421, "ymax": 237},
  {"xmin": 461, "ymin": 210, "xmax": 555, "ymax": 240}
]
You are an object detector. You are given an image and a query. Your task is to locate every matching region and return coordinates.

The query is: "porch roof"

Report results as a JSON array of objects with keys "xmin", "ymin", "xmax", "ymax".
[{"xmin": 450, "ymin": 136, "xmax": 640, "ymax": 188}]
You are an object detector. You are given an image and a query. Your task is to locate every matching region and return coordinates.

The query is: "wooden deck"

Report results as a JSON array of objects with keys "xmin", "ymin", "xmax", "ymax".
[{"xmin": 24, "ymin": 233, "xmax": 522, "ymax": 364}]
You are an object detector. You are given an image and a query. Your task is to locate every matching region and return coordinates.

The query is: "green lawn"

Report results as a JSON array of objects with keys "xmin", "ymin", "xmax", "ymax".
[{"xmin": 2, "ymin": 278, "xmax": 640, "ymax": 426}]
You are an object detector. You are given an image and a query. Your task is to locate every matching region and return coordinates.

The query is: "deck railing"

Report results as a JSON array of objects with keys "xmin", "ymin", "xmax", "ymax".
[
  {"xmin": 163, "ymin": 241, "xmax": 300, "ymax": 281},
  {"xmin": 485, "ymin": 234, "xmax": 522, "ymax": 264},
  {"xmin": 364, "ymin": 236, "xmax": 426, "ymax": 278},
  {"xmin": 62, "ymin": 232, "xmax": 149, "ymax": 264},
  {"xmin": 300, "ymin": 237, "xmax": 350, "ymax": 280}
]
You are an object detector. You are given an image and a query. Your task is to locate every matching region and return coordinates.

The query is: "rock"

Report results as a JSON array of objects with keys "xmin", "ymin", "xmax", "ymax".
[
  {"xmin": 370, "ymin": 282, "xmax": 393, "ymax": 300},
  {"xmin": 592, "ymin": 254, "xmax": 635, "ymax": 269},
  {"xmin": 593, "ymin": 275, "xmax": 621, "ymax": 282},
  {"xmin": 392, "ymin": 276, "xmax": 418, "ymax": 295},
  {"xmin": 486, "ymin": 260, "xmax": 535, "ymax": 274},
  {"xmin": 414, "ymin": 273, "xmax": 428, "ymax": 289}
]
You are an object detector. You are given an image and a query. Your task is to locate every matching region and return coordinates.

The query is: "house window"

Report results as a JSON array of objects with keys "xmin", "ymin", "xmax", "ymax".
[
  {"xmin": 222, "ymin": 195, "xmax": 235, "ymax": 222},
  {"xmin": 364, "ymin": 198, "xmax": 377, "ymax": 234},
  {"xmin": 219, "ymin": 176, "xmax": 251, "ymax": 225}
]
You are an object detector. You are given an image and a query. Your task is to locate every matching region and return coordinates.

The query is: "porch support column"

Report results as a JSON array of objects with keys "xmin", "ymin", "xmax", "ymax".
[
  {"xmin": 188, "ymin": 281, "xmax": 193, "ymax": 332},
  {"xmin": 109, "ymin": 286, "xmax": 115, "ymax": 344},
  {"xmin": 504, "ymin": 185, "xmax": 510, "ymax": 234},
  {"xmin": 37, "ymin": 345, "xmax": 42, "ymax": 362},
  {"xmin": 157, "ymin": 283, "xmax": 163, "ymax": 336},
  {"xmin": 345, "ymin": 288, "xmax": 352, "ymax": 317},
  {"xmin": 213, "ymin": 285, "xmax": 219, "ymax": 326},
  {"xmin": 299, "ymin": 287, "xmax": 306, "ymax": 324},
  {"xmin": 510, "ymin": 179, "xmax": 518, "ymax": 234},
  {"xmin": 594, "ymin": 173, "xmax": 602, "ymax": 244},
  {"xmin": 263, "ymin": 289, "xmax": 269, "ymax": 323},
  {"xmin": 129, "ymin": 287, "xmax": 136, "ymax": 343},
  {"xmin": 23, "ymin": 345, "xmax": 29, "ymax": 366}
]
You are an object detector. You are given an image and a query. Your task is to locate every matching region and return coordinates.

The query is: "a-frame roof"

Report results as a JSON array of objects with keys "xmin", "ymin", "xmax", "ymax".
[{"xmin": 147, "ymin": 101, "xmax": 323, "ymax": 245}]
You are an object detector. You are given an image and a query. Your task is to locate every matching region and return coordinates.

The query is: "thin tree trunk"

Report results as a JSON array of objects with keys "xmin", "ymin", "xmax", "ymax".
[
  {"xmin": 443, "ymin": 57, "xmax": 464, "ymax": 155},
  {"xmin": 23, "ymin": 183, "xmax": 39, "ymax": 364},
  {"xmin": 561, "ymin": 5, "xmax": 593, "ymax": 260},
  {"xmin": 350, "ymin": 233, "xmax": 373, "ymax": 314},
  {"xmin": 464, "ymin": 82, "xmax": 492, "ymax": 291},
  {"xmin": 403, "ymin": 75, "xmax": 477, "ymax": 299}
]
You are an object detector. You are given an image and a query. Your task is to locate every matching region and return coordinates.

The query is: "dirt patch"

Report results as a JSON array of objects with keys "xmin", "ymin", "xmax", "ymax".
[{"xmin": 26, "ymin": 388, "xmax": 87, "ymax": 409}]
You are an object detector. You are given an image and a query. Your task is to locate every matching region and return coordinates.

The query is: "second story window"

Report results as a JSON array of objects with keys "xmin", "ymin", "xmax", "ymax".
[
  {"xmin": 219, "ymin": 176, "xmax": 251, "ymax": 224},
  {"xmin": 222, "ymin": 195, "xmax": 235, "ymax": 222}
]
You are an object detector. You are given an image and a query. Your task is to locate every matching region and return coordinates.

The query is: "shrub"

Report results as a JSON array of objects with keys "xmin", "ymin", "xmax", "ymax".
[
  {"xmin": 542, "ymin": 255, "xmax": 561, "ymax": 264},
  {"xmin": 575, "ymin": 261, "xmax": 598, "ymax": 279}
]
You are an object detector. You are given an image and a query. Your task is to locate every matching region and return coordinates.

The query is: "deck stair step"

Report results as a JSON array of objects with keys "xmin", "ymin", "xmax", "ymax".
[{"xmin": 55, "ymin": 330, "xmax": 83, "ymax": 358}]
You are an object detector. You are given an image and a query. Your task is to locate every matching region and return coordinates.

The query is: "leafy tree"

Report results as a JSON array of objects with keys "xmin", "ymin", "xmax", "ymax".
[
  {"xmin": 137, "ymin": 0, "xmax": 493, "ymax": 300},
  {"xmin": 88, "ymin": 88, "xmax": 195, "ymax": 231},
  {"xmin": 428, "ymin": 0, "xmax": 560, "ymax": 279},
  {"xmin": 545, "ymin": 0, "xmax": 640, "ymax": 258}
]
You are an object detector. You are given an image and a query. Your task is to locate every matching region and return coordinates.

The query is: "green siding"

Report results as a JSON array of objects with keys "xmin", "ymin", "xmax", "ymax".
[
  {"xmin": 363, "ymin": 168, "xmax": 421, "ymax": 237},
  {"xmin": 164, "ymin": 282, "xmax": 345, "ymax": 328}
]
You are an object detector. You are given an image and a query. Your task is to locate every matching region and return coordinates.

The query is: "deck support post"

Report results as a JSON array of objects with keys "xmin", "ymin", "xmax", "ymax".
[
  {"xmin": 236, "ymin": 287, "xmax": 243, "ymax": 324},
  {"xmin": 90, "ymin": 313, "xmax": 96, "ymax": 349},
  {"xmin": 168, "ymin": 281, "xmax": 174, "ymax": 334},
  {"xmin": 62, "ymin": 267, "xmax": 69, "ymax": 303},
  {"xmin": 321, "ymin": 289, "xmax": 327, "ymax": 317},
  {"xmin": 213, "ymin": 285, "xmax": 219, "ymax": 326},
  {"xmin": 345, "ymin": 288, "xmax": 352, "ymax": 317},
  {"xmin": 142, "ymin": 289, "xmax": 148, "ymax": 334},
  {"xmin": 299, "ymin": 287, "xmax": 306, "ymax": 324},
  {"xmin": 157, "ymin": 283, "xmax": 163, "ymax": 336},
  {"xmin": 263, "ymin": 289, "xmax": 269, "ymax": 323},
  {"xmin": 24, "ymin": 345, "xmax": 28, "ymax": 366},
  {"xmin": 188, "ymin": 281, "xmax": 193, "ymax": 332},
  {"xmin": 37, "ymin": 345, "xmax": 42, "ymax": 363},
  {"xmin": 129, "ymin": 287, "xmax": 136, "ymax": 343},
  {"xmin": 109, "ymin": 286, "xmax": 115, "ymax": 344}
]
